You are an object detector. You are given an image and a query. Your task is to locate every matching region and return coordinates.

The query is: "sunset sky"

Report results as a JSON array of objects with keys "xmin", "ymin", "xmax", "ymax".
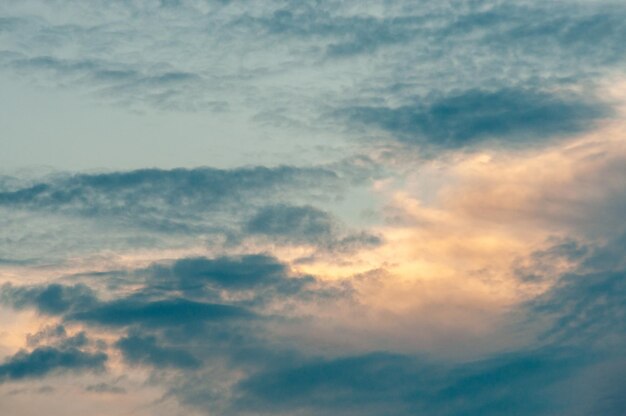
[{"xmin": 1, "ymin": 1, "xmax": 626, "ymax": 415}]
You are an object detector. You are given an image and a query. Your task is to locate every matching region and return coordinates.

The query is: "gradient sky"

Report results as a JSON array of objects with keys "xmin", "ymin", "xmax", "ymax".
[{"xmin": 1, "ymin": 1, "xmax": 626, "ymax": 415}]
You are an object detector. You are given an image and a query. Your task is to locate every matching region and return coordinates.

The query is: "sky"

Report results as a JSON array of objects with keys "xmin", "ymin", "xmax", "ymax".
[{"xmin": 1, "ymin": 1, "xmax": 625, "ymax": 415}]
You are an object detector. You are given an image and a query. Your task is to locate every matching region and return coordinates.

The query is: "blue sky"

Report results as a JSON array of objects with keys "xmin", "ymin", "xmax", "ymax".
[{"xmin": 1, "ymin": 1, "xmax": 626, "ymax": 415}]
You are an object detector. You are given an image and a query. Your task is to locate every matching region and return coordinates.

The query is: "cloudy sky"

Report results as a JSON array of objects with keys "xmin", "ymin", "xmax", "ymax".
[{"xmin": 1, "ymin": 1, "xmax": 625, "ymax": 415}]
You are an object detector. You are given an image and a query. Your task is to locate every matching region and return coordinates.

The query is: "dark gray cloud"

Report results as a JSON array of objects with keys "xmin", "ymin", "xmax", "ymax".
[
  {"xmin": 582, "ymin": 232, "xmax": 626, "ymax": 272},
  {"xmin": 26, "ymin": 325, "xmax": 69, "ymax": 347},
  {"xmin": 234, "ymin": 352, "xmax": 433, "ymax": 415},
  {"xmin": 0, "ymin": 283, "xmax": 252, "ymax": 328},
  {"xmin": 24, "ymin": 325, "xmax": 94, "ymax": 353},
  {"xmin": 0, "ymin": 166, "xmax": 340, "ymax": 219},
  {"xmin": 513, "ymin": 238, "xmax": 590, "ymax": 283},
  {"xmin": 26, "ymin": 327, "xmax": 90, "ymax": 352},
  {"xmin": 70, "ymin": 297, "xmax": 252, "ymax": 327},
  {"xmin": 116, "ymin": 333, "xmax": 200, "ymax": 369},
  {"xmin": 429, "ymin": 348, "xmax": 583, "ymax": 416},
  {"xmin": 532, "ymin": 269, "xmax": 626, "ymax": 345},
  {"xmin": 0, "ymin": 347, "xmax": 106, "ymax": 383},
  {"xmin": 146, "ymin": 254, "xmax": 351, "ymax": 312},
  {"xmin": 171, "ymin": 255, "xmax": 292, "ymax": 289},
  {"xmin": 1, "ymin": 2, "xmax": 625, "ymax": 414},
  {"xmin": 224, "ymin": 346, "xmax": 587, "ymax": 416},
  {"xmin": 0, "ymin": 254, "xmax": 340, "ymax": 330},
  {"xmin": 1, "ymin": 0, "xmax": 624, "ymax": 148},
  {"xmin": 2, "ymin": 239, "xmax": 625, "ymax": 415},
  {"xmin": 0, "ymin": 166, "xmax": 352, "ymax": 245},
  {"xmin": 510, "ymin": 236, "xmax": 626, "ymax": 416},
  {"xmin": 526, "ymin": 233, "xmax": 626, "ymax": 345},
  {"xmin": 343, "ymin": 88, "xmax": 608, "ymax": 151},
  {"xmin": 0, "ymin": 320, "xmax": 107, "ymax": 384},
  {"xmin": 169, "ymin": 235, "xmax": 626, "ymax": 416},
  {"xmin": 0, "ymin": 283, "xmax": 97, "ymax": 316},
  {"xmin": 0, "ymin": 161, "xmax": 381, "ymax": 267},
  {"xmin": 245, "ymin": 204, "xmax": 382, "ymax": 251},
  {"xmin": 246, "ymin": 204, "xmax": 335, "ymax": 241},
  {"xmin": 153, "ymin": 254, "xmax": 314, "ymax": 298}
]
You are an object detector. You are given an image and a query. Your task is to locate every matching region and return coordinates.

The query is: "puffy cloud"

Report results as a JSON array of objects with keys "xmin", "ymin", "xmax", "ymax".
[
  {"xmin": 69, "ymin": 297, "xmax": 252, "ymax": 328},
  {"xmin": 0, "ymin": 252, "xmax": 344, "ymax": 323},
  {"xmin": 153, "ymin": 254, "xmax": 316, "ymax": 301},
  {"xmin": 1, "ymin": 283, "xmax": 252, "ymax": 327},
  {"xmin": 344, "ymin": 88, "xmax": 609, "ymax": 150},
  {"xmin": 0, "ymin": 283, "xmax": 97, "ymax": 316},
  {"xmin": 0, "ymin": 345, "xmax": 106, "ymax": 383}
]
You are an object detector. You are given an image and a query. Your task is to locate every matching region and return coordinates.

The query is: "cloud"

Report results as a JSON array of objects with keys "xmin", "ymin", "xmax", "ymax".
[
  {"xmin": 247, "ymin": 7, "xmax": 428, "ymax": 57},
  {"xmin": 246, "ymin": 204, "xmax": 335, "ymax": 241},
  {"xmin": 227, "ymin": 346, "xmax": 589, "ymax": 416},
  {"xmin": 0, "ymin": 346, "xmax": 106, "ymax": 383},
  {"xmin": 154, "ymin": 254, "xmax": 315, "ymax": 297},
  {"xmin": 171, "ymin": 255, "xmax": 288, "ymax": 288},
  {"xmin": 69, "ymin": 297, "xmax": 252, "ymax": 327},
  {"xmin": 0, "ymin": 254, "xmax": 340, "ymax": 330},
  {"xmin": 244, "ymin": 204, "xmax": 382, "ymax": 252},
  {"xmin": 26, "ymin": 325, "xmax": 89, "ymax": 351},
  {"xmin": 0, "ymin": 166, "xmax": 353, "ymax": 242},
  {"xmin": 241, "ymin": 1, "xmax": 626, "ymax": 66},
  {"xmin": 538, "ymin": 273, "xmax": 626, "ymax": 348},
  {"xmin": 529, "ymin": 235, "xmax": 626, "ymax": 345},
  {"xmin": 234, "ymin": 352, "xmax": 431, "ymax": 415},
  {"xmin": 0, "ymin": 283, "xmax": 97, "ymax": 315},
  {"xmin": 453, "ymin": 5, "xmax": 626, "ymax": 66},
  {"xmin": 0, "ymin": 162, "xmax": 380, "ymax": 266},
  {"xmin": 0, "ymin": 166, "xmax": 340, "ymax": 218},
  {"xmin": 0, "ymin": 51, "xmax": 216, "ymax": 112},
  {"xmin": 25, "ymin": 325, "xmax": 68, "ymax": 348},
  {"xmin": 1, "ymin": 0, "xmax": 624, "ymax": 143},
  {"xmin": 2, "ymin": 231, "xmax": 624, "ymax": 415},
  {"xmin": 0, "ymin": 317, "xmax": 107, "ymax": 385},
  {"xmin": 343, "ymin": 88, "xmax": 609, "ymax": 151},
  {"xmin": 84, "ymin": 382, "xmax": 126, "ymax": 394},
  {"xmin": 116, "ymin": 333, "xmax": 200, "ymax": 369},
  {"xmin": 0, "ymin": 165, "xmax": 360, "ymax": 261},
  {"xmin": 1, "ymin": 2, "xmax": 626, "ymax": 415},
  {"xmin": 0, "ymin": 283, "xmax": 252, "ymax": 328},
  {"xmin": 431, "ymin": 348, "xmax": 584, "ymax": 416}
]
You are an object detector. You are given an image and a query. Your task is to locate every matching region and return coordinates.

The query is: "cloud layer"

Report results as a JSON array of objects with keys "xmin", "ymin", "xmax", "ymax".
[{"xmin": 1, "ymin": 1, "xmax": 625, "ymax": 415}]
